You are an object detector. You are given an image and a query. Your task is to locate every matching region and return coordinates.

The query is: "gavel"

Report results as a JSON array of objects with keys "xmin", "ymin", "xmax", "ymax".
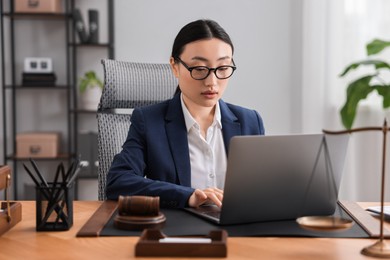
[
  {"xmin": 114, "ymin": 195, "xmax": 166, "ymax": 231},
  {"xmin": 117, "ymin": 195, "xmax": 160, "ymax": 216}
]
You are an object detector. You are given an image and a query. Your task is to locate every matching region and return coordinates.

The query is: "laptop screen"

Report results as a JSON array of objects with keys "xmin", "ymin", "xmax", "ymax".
[{"xmin": 218, "ymin": 134, "xmax": 349, "ymax": 225}]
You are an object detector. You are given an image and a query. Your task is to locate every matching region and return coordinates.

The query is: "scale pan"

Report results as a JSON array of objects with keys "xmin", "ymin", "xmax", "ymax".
[{"xmin": 296, "ymin": 216, "xmax": 354, "ymax": 231}]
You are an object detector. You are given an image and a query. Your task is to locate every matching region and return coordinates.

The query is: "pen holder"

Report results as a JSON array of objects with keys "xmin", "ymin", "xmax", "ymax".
[{"xmin": 36, "ymin": 183, "xmax": 74, "ymax": 231}]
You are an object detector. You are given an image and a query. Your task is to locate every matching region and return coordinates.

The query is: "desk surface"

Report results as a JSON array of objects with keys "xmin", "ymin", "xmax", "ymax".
[{"xmin": 0, "ymin": 201, "xmax": 388, "ymax": 260}]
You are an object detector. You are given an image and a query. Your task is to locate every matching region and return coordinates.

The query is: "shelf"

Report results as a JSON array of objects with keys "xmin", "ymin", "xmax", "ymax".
[
  {"xmin": 71, "ymin": 43, "xmax": 112, "ymax": 48},
  {"xmin": 71, "ymin": 109, "xmax": 97, "ymax": 114},
  {"xmin": 77, "ymin": 175, "xmax": 98, "ymax": 179},
  {"xmin": 3, "ymin": 12, "xmax": 69, "ymax": 19},
  {"xmin": 5, "ymin": 85, "xmax": 69, "ymax": 89},
  {"xmin": 1, "ymin": 0, "xmax": 114, "ymax": 200},
  {"xmin": 6, "ymin": 154, "xmax": 73, "ymax": 161}
]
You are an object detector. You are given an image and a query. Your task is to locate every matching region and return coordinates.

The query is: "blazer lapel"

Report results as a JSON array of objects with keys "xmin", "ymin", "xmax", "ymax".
[
  {"xmin": 165, "ymin": 95, "xmax": 191, "ymax": 187},
  {"xmin": 220, "ymin": 100, "xmax": 241, "ymax": 155}
]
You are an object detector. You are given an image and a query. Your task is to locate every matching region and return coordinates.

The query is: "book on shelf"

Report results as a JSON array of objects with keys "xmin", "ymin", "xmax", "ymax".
[{"xmin": 22, "ymin": 72, "xmax": 57, "ymax": 86}]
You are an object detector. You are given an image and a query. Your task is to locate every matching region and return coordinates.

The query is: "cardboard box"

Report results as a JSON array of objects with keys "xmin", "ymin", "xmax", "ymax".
[
  {"xmin": 16, "ymin": 132, "xmax": 60, "ymax": 158},
  {"xmin": 14, "ymin": 0, "xmax": 63, "ymax": 13}
]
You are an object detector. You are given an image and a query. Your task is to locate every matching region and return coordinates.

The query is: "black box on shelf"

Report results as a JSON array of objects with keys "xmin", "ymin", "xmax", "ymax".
[
  {"xmin": 88, "ymin": 9, "xmax": 99, "ymax": 44},
  {"xmin": 24, "ymin": 183, "xmax": 36, "ymax": 200},
  {"xmin": 78, "ymin": 132, "xmax": 98, "ymax": 178},
  {"xmin": 22, "ymin": 72, "xmax": 57, "ymax": 86},
  {"xmin": 73, "ymin": 9, "xmax": 89, "ymax": 43}
]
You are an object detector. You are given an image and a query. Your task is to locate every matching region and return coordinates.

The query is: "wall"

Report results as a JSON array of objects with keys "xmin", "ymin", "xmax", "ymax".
[
  {"xmin": 115, "ymin": 0, "xmax": 303, "ymax": 135},
  {"xmin": 0, "ymin": 0, "xmax": 303, "ymax": 199}
]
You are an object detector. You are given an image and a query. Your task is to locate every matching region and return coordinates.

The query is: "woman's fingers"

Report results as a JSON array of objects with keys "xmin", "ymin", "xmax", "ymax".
[
  {"xmin": 206, "ymin": 192, "xmax": 222, "ymax": 207},
  {"xmin": 203, "ymin": 188, "xmax": 223, "ymax": 205},
  {"xmin": 188, "ymin": 189, "xmax": 206, "ymax": 207},
  {"xmin": 188, "ymin": 188, "xmax": 224, "ymax": 208}
]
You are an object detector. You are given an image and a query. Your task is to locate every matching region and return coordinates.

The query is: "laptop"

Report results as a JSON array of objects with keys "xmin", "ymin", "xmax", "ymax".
[{"xmin": 185, "ymin": 133, "xmax": 350, "ymax": 225}]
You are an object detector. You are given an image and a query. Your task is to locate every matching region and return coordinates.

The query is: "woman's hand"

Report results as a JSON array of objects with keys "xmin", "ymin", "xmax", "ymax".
[{"xmin": 188, "ymin": 188, "xmax": 224, "ymax": 208}]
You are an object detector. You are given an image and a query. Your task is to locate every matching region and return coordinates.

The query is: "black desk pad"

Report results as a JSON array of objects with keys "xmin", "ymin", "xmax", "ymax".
[{"xmin": 100, "ymin": 204, "xmax": 369, "ymax": 238}]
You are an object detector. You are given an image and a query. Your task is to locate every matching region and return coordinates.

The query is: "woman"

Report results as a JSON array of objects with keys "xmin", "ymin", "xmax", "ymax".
[{"xmin": 106, "ymin": 19, "xmax": 265, "ymax": 208}]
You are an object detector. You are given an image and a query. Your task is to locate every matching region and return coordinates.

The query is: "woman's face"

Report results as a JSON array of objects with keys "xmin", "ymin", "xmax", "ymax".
[{"xmin": 170, "ymin": 38, "xmax": 233, "ymax": 110}]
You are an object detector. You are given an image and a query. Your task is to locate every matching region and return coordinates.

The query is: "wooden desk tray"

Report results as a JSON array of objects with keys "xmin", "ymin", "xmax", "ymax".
[
  {"xmin": 76, "ymin": 200, "xmax": 117, "ymax": 237},
  {"xmin": 0, "ymin": 202, "xmax": 22, "ymax": 236},
  {"xmin": 135, "ymin": 229, "xmax": 228, "ymax": 257}
]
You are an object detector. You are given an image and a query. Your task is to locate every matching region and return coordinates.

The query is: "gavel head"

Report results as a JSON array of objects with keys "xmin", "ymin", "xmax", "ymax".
[{"xmin": 117, "ymin": 195, "xmax": 160, "ymax": 216}]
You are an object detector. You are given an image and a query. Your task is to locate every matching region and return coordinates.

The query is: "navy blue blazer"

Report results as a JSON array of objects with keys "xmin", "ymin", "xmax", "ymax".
[{"xmin": 106, "ymin": 94, "xmax": 265, "ymax": 208}]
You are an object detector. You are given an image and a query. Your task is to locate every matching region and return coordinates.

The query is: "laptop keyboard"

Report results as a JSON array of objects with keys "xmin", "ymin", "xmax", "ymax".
[
  {"xmin": 197, "ymin": 205, "xmax": 221, "ymax": 219},
  {"xmin": 203, "ymin": 210, "xmax": 221, "ymax": 219},
  {"xmin": 185, "ymin": 204, "xmax": 222, "ymax": 222}
]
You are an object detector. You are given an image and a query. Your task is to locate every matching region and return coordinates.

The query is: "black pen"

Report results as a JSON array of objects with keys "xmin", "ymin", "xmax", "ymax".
[
  {"xmin": 52, "ymin": 162, "xmax": 63, "ymax": 187},
  {"xmin": 64, "ymin": 161, "xmax": 75, "ymax": 182},
  {"xmin": 45, "ymin": 163, "xmax": 63, "ymax": 214},
  {"xmin": 23, "ymin": 164, "xmax": 56, "ymax": 206},
  {"xmin": 23, "ymin": 163, "xmax": 40, "ymax": 187},
  {"xmin": 66, "ymin": 164, "xmax": 82, "ymax": 188},
  {"xmin": 29, "ymin": 158, "xmax": 48, "ymax": 187}
]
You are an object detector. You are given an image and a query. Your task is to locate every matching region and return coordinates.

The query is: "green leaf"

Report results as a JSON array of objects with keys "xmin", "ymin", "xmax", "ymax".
[
  {"xmin": 367, "ymin": 39, "xmax": 390, "ymax": 55},
  {"xmin": 339, "ymin": 60, "xmax": 390, "ymax": 77},
  {"xmin": 79, "ymin": 77, "xmax": 89, "ymax": 93},
  {"xmin": 340, "ymin": 75, "xmax": 374, "ymax": 129},
  {"xmin": 78, "ymin": 71, "xmax": 104, "ymax": 93},
  {"xmin": 374, "ymin": 85, "xmax": 390, "ymax": 108}
]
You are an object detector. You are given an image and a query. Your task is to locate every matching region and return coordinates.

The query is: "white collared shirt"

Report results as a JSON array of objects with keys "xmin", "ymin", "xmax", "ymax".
[{"xmin": 180, "ymin": 94, "xmax": 227, "ymax": 190}]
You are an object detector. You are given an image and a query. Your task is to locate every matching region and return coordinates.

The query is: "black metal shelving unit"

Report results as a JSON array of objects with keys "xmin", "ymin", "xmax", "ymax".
[
  {"xmin": 1, "ymin": 0, "xmax": 114, "ymax": 199},
  {"xmin": 70, "ymin": 0, "xmax": 114, "ymax": 189}
]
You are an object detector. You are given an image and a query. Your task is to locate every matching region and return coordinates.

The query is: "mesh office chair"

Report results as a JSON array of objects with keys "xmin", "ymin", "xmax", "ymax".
[{"xmin": 97, "ymin": 59, "xmax": 178, "ymax": 200}]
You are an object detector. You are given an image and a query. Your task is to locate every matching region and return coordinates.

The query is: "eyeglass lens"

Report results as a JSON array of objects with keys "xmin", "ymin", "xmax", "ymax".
[
  {"xmin": 176, "ymin": 57, "xmax": 236, "ymax": 80},
  {"xmin": 191, "ymin": 66, "xmax": 234, "ymax": 80}
]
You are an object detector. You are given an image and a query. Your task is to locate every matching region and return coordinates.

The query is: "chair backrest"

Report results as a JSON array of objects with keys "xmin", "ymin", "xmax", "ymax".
[{"xmin": 97, "ymin": 59, "xmax": 178, "ymax": 200}]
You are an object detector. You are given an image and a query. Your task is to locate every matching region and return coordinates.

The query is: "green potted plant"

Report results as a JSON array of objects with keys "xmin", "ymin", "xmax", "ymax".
[
  {"xmin": 339, "ymin": 39, "xmax": 390, "ymax": 129},
  {"xmin": 79, "ymin": 71, "xmax": 104, "ymax": 111}
]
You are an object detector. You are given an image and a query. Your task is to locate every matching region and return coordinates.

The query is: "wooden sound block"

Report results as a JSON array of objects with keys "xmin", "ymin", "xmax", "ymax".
[
  {"xmin": 114, "ymin": 212, "xmax": 166, "ymax": 231},
  {"xmin": 135, "ymin": 229, "xmax": 228, "ymax": 257}
]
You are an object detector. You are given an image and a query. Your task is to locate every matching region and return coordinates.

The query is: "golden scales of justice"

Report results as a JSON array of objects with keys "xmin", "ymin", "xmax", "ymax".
[{"xmin": 296, "ymin": 119, "xmax": 390, "ymax": 258}]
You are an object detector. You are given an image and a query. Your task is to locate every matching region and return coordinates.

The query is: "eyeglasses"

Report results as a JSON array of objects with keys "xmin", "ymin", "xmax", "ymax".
[{"xmin": 175, "ymin": 57, "xmax": 236, "ymax": 80}]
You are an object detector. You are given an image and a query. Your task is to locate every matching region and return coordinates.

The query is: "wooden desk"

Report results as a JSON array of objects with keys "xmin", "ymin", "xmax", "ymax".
[{"xmin": 0, "ymin": 201, "xmax": 387, "ymax": 260}]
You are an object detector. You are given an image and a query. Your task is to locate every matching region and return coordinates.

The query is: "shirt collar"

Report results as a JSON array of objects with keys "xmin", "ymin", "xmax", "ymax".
[{"xmin": 180, "ymin": 93, "xmax": 222, "ymax": 132}]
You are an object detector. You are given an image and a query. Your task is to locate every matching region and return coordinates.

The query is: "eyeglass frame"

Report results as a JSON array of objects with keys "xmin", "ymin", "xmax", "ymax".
[{"xmin": 174, "ymin": 57, "xmax": 237, "ymax": 80}]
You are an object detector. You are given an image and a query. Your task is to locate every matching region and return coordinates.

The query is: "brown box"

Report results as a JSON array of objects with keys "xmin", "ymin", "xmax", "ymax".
[
  {"xmin": 0, "ymin": 202, "xmax": 22, "ymax": 236},
  {"xmin": 14, "ymin": 0, "xmax": 63, "ymax": 13},
  {"xmin": 16, "ymin": 132, "xmax": 60, "ymax": 158}
]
